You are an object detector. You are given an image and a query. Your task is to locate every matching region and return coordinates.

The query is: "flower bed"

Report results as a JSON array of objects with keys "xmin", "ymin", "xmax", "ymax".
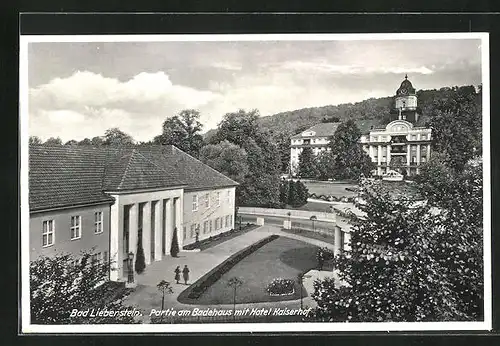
[
  {"xmin": 266, "ymin": 278, "xmax": 295, "ymax": 296},
  {"xmin": 186, "ymin": 235, "xmax": 280, "ymax": 299},
  {"xmin": 182, "ymin": 224, "xmax": 257, "ymax": 251}
]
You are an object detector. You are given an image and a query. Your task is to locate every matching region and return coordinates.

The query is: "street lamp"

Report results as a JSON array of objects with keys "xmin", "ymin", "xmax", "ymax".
[{"xmin": 127, "ymin": 251, "xmax": 135, "ymax": 287}]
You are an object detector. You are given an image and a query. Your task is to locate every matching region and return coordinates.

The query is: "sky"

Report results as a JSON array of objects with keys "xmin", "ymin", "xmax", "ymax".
[{"xmin": 26, "ymin": 37, "xmax": 483, "ymax": 142}]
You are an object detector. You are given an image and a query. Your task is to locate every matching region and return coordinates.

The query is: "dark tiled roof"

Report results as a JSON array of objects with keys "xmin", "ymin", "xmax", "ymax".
[
  {"xmin": 290, "ymin": 122, "xmax": 341, "ymax": 139},
  {"xmin": 136, "ymin": 145, "xmax": 239, "ymax": 191},
  {"xmin": 29, "ymin": 145, "xmax": 238, "ymax": 212}
]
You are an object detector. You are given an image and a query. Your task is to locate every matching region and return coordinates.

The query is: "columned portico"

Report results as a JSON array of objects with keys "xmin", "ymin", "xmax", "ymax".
[{"xmin": 108, "ymin": 187, "xmax": 184, "ymax": 281}]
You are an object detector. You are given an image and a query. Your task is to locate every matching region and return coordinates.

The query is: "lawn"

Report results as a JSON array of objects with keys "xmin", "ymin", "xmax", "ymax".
[
  {"xmin": 303, "ymin": 180, "xmax": 359, "ymax": 198},
  {"xmin": 180, "ymin": 236, "xmax": 319, "ymax": 305}
]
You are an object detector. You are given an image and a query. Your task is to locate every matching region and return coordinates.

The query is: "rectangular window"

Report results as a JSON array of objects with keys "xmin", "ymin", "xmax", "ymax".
[
  {"xmin": 216, "ymin": 192, "xmax": 221, "ymax": 206},
  {"xmin": 103, "ymin": 251, "xmax": 108, "ymax": 264},
  {"xmin": 190, "ymin": 224, "xmax": 196, "ymax": 238},
  {"xmin": 421, "ymin": 134, "xmax": 427, "ymax": 140},
  {"xmin": 205, "ymin": 193, "xmax": 210, "ymax": 208},
  {"xmin": 216, "ymin": 218, "xmax": 220, "ymax": 230},
  {"xmin": 192, "ymin": 195, "xmax": 198, "ymax": 211},
  {"xmin": 204, "ymin": 220, "xmax": 209, "ymax": 234},
  {"xmin": 227, "ymin": 190, "xmax": 231, "ymax": 203},
  {"xmin": 94, "ymin": 211, "xmax": 103, "ymax": 234},
  {"xmin": 70, "ymin": 216, "xmax": 81, "ymax": 240},
  {"xmin": 183, "ymin": 226, "xmax": 187, "ymax": 240},
  {"xmin": 225, "ymin": 215, "xmax": 228, "ymax": 228},
  {"xmin": 42, "ymin": 220, "xmax": 55, "ymax": 247}
]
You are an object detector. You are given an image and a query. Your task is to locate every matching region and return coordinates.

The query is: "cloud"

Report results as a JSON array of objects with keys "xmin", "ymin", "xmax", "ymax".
[
  {"xmin": 212, "ymin": 62, "xmax": 242, "ymax": 71},
  {"xmin": 29, "ymin": 71, "xmax": 220, "ymax": 141},
  {"xmin": 278, "ymin": 61, "xmax": 434, "ymax": 75}
]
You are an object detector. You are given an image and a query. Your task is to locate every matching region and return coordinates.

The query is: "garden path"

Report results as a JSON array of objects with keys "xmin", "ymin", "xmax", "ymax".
[{"xmin": 122, "ymin": 225, "xmax": 338, "ymax": 323}]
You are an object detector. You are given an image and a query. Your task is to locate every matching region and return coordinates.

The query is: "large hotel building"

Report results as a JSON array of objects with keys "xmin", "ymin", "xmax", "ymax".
[
  {"xmin": 290, "ymin": 75, "xmax": 432, "ymax": 177},
  {"xmin": 360, "ymin": 75, "xmax": 432, "ymax": 176}
]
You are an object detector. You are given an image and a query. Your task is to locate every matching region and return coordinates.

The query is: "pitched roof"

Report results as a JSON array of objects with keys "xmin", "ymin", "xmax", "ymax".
[
  {"xmin": 29, "ymin": 145, "xmax": 238, "ymax": 212},
  {"xmin": 136, "ymin": 145, "xmax": 239, "ymax": 191},
  {"xmin": 290, "ymin": 122, "xmax": 341, "ymax": 139}
]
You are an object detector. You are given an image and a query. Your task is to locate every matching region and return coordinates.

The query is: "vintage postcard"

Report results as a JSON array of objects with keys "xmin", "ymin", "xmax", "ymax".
[{"xmin": 20, "ymin": 32, "xmax": 491, "ymax": 333}]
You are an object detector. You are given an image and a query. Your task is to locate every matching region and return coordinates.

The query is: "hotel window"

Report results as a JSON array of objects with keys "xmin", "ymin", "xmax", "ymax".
[
  {"xmin": 205, "ymin": 193, "xmax": 210, "ymax": 208},
  {"xmin": 215, "ymin": 218, "xmax": 219, "ymax": 230},
  {"xmin": 70, "ymin": 216, "xmax": 81, "ymax": 240},
  {"xmin": 412, "ymin": 156, "xmax": 417, "ymax": 163},
  {"xmin": 421, "ymin": 134, "xmax": 427, "ymax": 140},
  {"xmin": 209, "ymin": 220, "xmax": 213, "ymax": 233},
  {"xmin": 192, "ymin": 195, "xmax": 198, "ymax": 211},
  {"xmin": 203, "ymin": 220, "xmax": 209, "ymax": 234},
  {"xmin": 412, "ymin": 135, "xmax": 417, "ymax": 140},
  {"xmin": 42, "ymin": 220, "xmax": 55, "ymax": 247},
  {"xmin": 227, "ymin": 190, "xmax": 231, "ymax": 203},
  {"xmin": 94, "ymin": 211, "xmax": 103, "ymax": 234},
  {"xmin": 190, "ymin": 224, "xmax": 196, "ymax": 238},
  {"xmin": 216, "ymin": 192, "xmax": 220, "ymax": 206}
]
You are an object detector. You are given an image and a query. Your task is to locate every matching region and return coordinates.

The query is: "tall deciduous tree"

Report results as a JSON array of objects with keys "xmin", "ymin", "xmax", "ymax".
[
  {"xmin": 429, "ymin": 85, "xmax": 481, "ymax": 172},
  {"xmin": 315, "ymin": 150, "xmax": 337, "ymax": 181},
  {"xmin": 154, "ymin": 109, "xmax": 204, "ymax": 158},
  {"xmin": 329, "ymin": 120, "xmax": 374, "ymax": 180},
  {"xmin": 91, "ymin": 136, "xmax": 104, "ymax": 146},
  {"xmin": 30, "ymin": 251, "xmax": 137, "ymax": 324},
  {"xmin": 212, "ymin": 109, "xmax": 281, "ymax": 207},
  {"xmin": 44, "ymin": 137, "xmax": 63, "ymax": 146},
  {"xmin": 103, "ymin": 128, "xmax": 135, "ymax": 146},
  {"xmin": 297, "ymin": 147, "xmax": 320, "ymax": 179},
  {"xmin": 29, "ymin": 136, "xmax": 42, "ymax": 145},
  {"xmin": 199, "ymin": 140, "xmax": 249, "ymax": 183},
  {"xmin": 78, "ymin": 138, "xmax": 92, "ymax": 146},
  {"xmin": 311, "ymin": 160, "xmax": 483, "ymax": 322}
]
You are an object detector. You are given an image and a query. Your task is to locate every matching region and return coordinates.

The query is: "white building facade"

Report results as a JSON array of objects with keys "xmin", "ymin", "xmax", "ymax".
[
  {"xmin": 360, "ymin": 75, "xmax": 432, "ymax": 176},
  {"xmin": 289, "ymin": 122, "xmax": 340, "ymax": 175}
]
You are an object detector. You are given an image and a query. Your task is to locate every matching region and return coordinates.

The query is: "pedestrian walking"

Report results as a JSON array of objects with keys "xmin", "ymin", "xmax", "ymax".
[
  {"xmin": 174, "ymin": 266, "xmax": 181, "ymax": 284},
  {"xmin": 182, "ymin": 265, "xmax": 190, "ymax": 285}
]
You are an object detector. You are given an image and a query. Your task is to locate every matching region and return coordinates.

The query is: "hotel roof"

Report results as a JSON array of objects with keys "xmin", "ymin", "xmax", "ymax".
[{"xmin": 29, "ymin": 145, "xmax": 238, "ymax": 212}]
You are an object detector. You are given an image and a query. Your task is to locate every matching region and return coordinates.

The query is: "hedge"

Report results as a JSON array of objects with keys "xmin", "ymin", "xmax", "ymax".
[{"xmin": 186, "ymin": 234, "xmax": 280, "ymax": 299}]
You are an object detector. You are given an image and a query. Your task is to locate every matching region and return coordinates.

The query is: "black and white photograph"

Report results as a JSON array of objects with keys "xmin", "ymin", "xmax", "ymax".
[{"xmin": 20, "ymin": 33, "xmax": 491, "ymax": 333}]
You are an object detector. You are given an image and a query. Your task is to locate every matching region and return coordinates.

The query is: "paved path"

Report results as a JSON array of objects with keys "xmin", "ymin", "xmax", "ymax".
[{"xmin": 123, "ymin": 225, "xmax": 338, "ymax": 323}]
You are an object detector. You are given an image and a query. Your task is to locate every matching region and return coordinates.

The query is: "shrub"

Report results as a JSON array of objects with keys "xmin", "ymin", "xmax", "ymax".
[
  {"xmin": 316, "ymin": 247, "xmax": 335, "ymax": 270},
  {"xmin": 170, "ymin": 228, "xmax": 179, "ymax": 257},
  {"xmin": 135, "ymin": 236, "xmax": 146, "ymax": 274},
  {"xmin": 267, "ymin": 278, "xmax": 295, "ymax": 296}
]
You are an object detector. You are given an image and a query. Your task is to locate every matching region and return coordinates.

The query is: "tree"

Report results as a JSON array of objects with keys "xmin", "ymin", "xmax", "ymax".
[
  {"xmin": 199, "ymin": 140, "xmax": 249, "ymax": 183},
  {"xmin": 227, "ymin": 277, "xmax": 243, "ymax": 321},
  {"xmin": 44, "ymin": 137, "xmax": 62, "ymax": 146},
  {"xmin": 103, "ymin": 127, "xmax": 135, "ymax": 146},
  {"xmin": 78, "ymin": 138, "xmax": 92, "ymax": 146},
  {"xmin": 29, "ymin": 136, "xmax": 42, "ymax": 145},
  {"xmin": 297, "ymin": 147, "xmax": 320, "ymax": 179},
  {"xmin": 311, "ymin": 170, "xmax": 483, "ymax": 322},
  {"xmin": 154, "ymin": 109, "xmax": 204, "ymax": 157},
  {"xmin": 156, "ymin": 280, "xmax": 174, "ymax": 318},
  {"xmin": 91, "ymin": 136, "xmax": 104, "ymax": 146},
  {"xmin": 429, "ymin": 86, "xmax": 481, "ymax": 172},
  {"xmin": 135, "ymin": 234, "xmax": 146, "ymax": 274},
  {"xmin": 285, "ymin": 180, "xmax": 309, "ymax": 207},
  {"xmin": 329, "ymin": 120, "xmax": 374, "ymax": 180},
  {"xmin": 30, "ymin": 251, "xmax": 137, "ymax": 324},
  {"xmin": 273, "ymin": 131, "xmax": 292, "ymax": 174},
  {"xmin": 212, "ymin": 109, "xmax": 281, "ymax": 207},
  {"xmin": 65, "ymin": 140, "xmax": 78, "ymax": 146},
  {"xmin": 315, "ymin": 150, "xmax": 337, "ymax": 181},
  {"xmin": 170, "ymin": 228, "xmax": 180, "ymax": 257}
]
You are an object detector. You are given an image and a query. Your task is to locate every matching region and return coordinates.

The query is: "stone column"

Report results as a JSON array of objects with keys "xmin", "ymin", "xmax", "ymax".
[
  {"xmin": 109, "ymin": 199, "xmax": 123, "ymax": 281},
  {"xmin": 142, "ymin": 202, "xmax": 152, "ymax": 265},
  {"xmin": 154, "ymin": 200, "xmax": 163, "ymax": 261},
  {"xmin": 377, "ymin": 145, "xmax": 382, "ymax": 175},
  {"xmin": 164, "ymin": 199, "xmax": 173, "ymax": 256},
  {"xmin": 174, "ymin": 197, "xmax": 183, "ymax": 249},
  {"xmin": 334, "ymin": 226, "xmax": 342, "ymax": 256},
  {"xmin": 129, "ymin": 203, "xmax": 138, "ymax": 259},
  {"xmin": 386, "ymin": 144, "xmax": 391, "ymax": 170}
]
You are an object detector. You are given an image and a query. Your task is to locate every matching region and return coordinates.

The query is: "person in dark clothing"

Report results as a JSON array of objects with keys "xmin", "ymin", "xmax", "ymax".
[
  {"xmin": 182, "ymin": 265, "xmax": 190, "ymax": 285},
  {"xmin": 174, "ymin": 266, "xmax": 181, "ymax": 284}
]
